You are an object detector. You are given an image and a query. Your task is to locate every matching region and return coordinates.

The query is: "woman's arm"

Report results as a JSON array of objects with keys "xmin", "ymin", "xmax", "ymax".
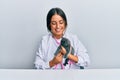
[
  {"xmin": 49, "ymin": 52, "xmax": 63, "ymax": 67},
  {"xmin": 67, "ymin": 54, "xmax": 78, "ymax": 63},
  {"xmin": 73, "ymin": 35, "xmax": 90, "ymax": 67}
]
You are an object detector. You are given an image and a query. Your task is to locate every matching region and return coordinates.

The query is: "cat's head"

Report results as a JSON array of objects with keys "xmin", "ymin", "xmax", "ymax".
[{"xmin": 61, "ymin": 37, "xmax": 70, "ymax": 47}]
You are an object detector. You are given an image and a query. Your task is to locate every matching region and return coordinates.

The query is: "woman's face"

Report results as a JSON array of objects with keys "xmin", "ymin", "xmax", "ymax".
[{"xmin": 50, "ymin": 14, "xmax": 66, "ymax": 39}]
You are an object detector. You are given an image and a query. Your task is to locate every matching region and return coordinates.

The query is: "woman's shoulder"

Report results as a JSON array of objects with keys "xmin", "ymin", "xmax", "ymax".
[{"xmin": 39, "ymin": 33, "xmax": 52, "ymax": 44}]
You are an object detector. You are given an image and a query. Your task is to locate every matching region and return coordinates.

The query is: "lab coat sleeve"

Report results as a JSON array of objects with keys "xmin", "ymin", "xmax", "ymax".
[
  {"xmin": 74, "ymin": 35, "xmax": 90, "ymax": 67},
  {"xmin": 34, "ymin": 38, "xmax": 50, "ymax": 69}
]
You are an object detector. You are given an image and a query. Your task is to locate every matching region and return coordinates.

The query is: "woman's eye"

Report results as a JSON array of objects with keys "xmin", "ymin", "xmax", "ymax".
[
  {"xmin": 51, "ymin": 22, "xmax": 56, "ymax": 25},
  {"xmin": 51, "ymin": 20, "xmax": 64, "ymax": 25},
  {"xmin": 59, "ymin": 21, "xmax": 64, "ymax": 24}
]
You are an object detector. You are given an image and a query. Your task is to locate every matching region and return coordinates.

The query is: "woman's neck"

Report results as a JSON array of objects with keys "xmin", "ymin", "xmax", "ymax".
[{"xmin": 52, "ymin": 35, "xmax": 63, "ymax": 39}]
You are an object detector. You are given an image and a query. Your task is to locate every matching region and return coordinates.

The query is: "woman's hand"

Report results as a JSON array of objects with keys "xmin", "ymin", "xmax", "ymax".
[
  {"xmin": 60, "ymin": 46, "xmax": 66, "ymax": 55},
  {"xmin": 49, "ymin": 52, "xmax": 63, "ymax": 67},
  {"xmin": 61, "ymin": 46, "xmax": 78, "ymax": 63},
  {"xmin": 67, "ymin": 54, "xmax": 78, "ymax": 63}
]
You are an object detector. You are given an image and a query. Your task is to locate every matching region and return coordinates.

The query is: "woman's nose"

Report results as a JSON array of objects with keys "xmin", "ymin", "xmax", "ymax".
[{"xmin": 56, "ymin": 23, "xmax": 60, "ymax": 28}]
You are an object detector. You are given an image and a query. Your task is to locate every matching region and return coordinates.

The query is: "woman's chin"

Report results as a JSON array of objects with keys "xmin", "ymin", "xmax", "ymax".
[{"xmin": 53, "ymin": 34, "xmax": 63, "ymax": 38}]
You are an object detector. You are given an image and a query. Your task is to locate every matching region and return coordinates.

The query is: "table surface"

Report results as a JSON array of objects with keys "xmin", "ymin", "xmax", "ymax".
[{"xmin": 0, "ymin": 69, "xmax": 120, "ymax": 80}]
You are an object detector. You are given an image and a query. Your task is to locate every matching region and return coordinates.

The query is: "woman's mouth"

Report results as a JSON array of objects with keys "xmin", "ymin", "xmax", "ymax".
[{"xmin": 55, "ymin": 29, "xmax": 61, "ymax": 32}]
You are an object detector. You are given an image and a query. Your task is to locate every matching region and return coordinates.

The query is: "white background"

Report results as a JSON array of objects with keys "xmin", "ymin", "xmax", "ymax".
[{"xmin": 0, "ymin": 0, "xmax": 120, "ymax": 69}]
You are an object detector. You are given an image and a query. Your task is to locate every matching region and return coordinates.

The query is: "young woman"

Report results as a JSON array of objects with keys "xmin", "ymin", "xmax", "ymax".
[{"xmin": 34, "ymin": 7, "xmax": 90, "ymax": 70}]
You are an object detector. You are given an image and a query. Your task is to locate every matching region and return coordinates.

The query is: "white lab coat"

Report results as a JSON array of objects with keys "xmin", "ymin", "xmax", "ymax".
[{"xmin": 34, "ymin": 33, "xmax": 90, "ymax": 70}]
